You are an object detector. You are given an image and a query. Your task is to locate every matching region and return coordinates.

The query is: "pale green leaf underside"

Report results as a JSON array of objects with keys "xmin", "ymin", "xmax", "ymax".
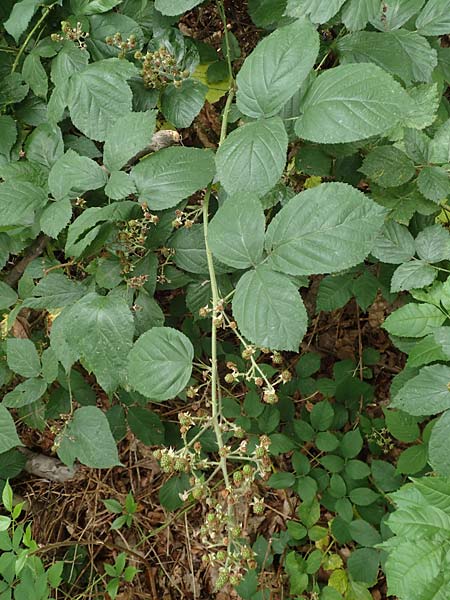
[
  {"xmin": 265, "ymin": 182, "xmax": 386, "ymax": 276},
  {"xmin": 383, "ymin": 303, "xmax": 446, "ymax": 338},
  {"xmin": 392, "ymin": 364, "xmax": 450, "ymax": 415},
  {"xmin": 232, "ymin": 266, "xmax": 307, "ymax": 351},
  {"xmin": 127, "ymin": 327, "xmax": 194, "ymax": 401}
]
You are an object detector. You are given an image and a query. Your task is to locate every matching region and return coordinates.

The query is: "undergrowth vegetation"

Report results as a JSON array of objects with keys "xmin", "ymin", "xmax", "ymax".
[{"xmin": 1, "ymin": 0, "xmax": 450, "ymax": 598}]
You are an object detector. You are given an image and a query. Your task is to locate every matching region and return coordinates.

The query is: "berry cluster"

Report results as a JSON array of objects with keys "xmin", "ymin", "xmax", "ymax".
[
  {"xmin": 51, "ymin": 21, "xmax": 89, "ymax": 49},
  {"xmin": 105, "ymin": 32, "xmax": 137, "ymax": 58}
]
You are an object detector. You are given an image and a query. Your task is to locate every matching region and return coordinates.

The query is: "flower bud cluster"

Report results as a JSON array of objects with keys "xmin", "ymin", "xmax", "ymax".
[
  {"xmin": 135, "ymin": 47, "xmax": 190, "ymax": 90},
  {"xmin": 105, "ymin": 32, "xmax": 137, "ymax": 58},
  {"xmin": 51, "ymin": 21, "xmax": 89, "ymax": 49}
]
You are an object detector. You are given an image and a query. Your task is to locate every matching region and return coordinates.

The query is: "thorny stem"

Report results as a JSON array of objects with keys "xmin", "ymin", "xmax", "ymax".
[{"xmin": 12, "ymin": 4, "xmax": 54, "ymax": 73}]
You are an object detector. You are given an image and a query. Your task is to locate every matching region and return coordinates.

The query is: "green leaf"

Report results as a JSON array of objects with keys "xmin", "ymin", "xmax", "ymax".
[
  {"xmin": 295, "ymin": 64, "xmax": 414, "ymax": 143},
  {"xmin": 397, "ymin": 444, "xmax": 428, "ymax": 474},
  {"xmin": 0, "ymin": 180, "xmax": 47, "ymax": 229},
  {"xmin": 49, "ymin": 149, "xmax": 107, "ymax": 200},
  {"xmin": 68, "ymin": 59, "xmax": 135, "ymax": 141},
  {"xmin": 429, "ymin": 119, "xmax": 450, "ymax": 164},
  {"xmin": 159, "ymin": 473, "xmax": 190, "ymax": 510},
  {"xmin": 236, "ymin": 19, "xmax": 319, "ymax": 118},
  {"xmin": 171, "ymin": 224, "xmax": 228, "ymax": 275},
  {"xmin": 6, "ymin": 339, "xmax": 40, "ymax": 379},
  {"xmin": 216, "ymin": 117, "xmax": 288, "ymax": 197},
  {"xmin": 371, "ymin": 222, "xmax": 415, "ymax": 264},
  {"xmin": 127, "ymin": 407, "xmax": 165, "ymax": 446},
  {"xmin": 248, "ymin": 0, "xmax": 287, "ymax": 27},
  {"xmin": 232, "ymin": 266, "xmax": 307, "ymax": 351},
  {"xmin": 416, "ymin": 225, "xmax": 450, "ymax": 263},
  {"xmin": 392, "ymin": 364, "xmax": 450, "ymax": 416},
  {"xmin": 417, "ymin": 166, "xmax": 450, "ymax": 202},
  {"xmin": 0, "ymin": 115, "xmax": 17, "ymax": 157},
  {"xmin": 0, "ymin": 282, "xmax": 18, "ymax": 310},
  {"xmin": 429, "ymin": 410, "xmax": 450, "ymax": 475},
  {"xmin": 408, "ymin": 334, "xmax": 448, "ymax": 368},
  {"xmin": 24, "ymin": 273, "xmax": 86, "ymax": 309},
  {"xmin": 127, "ymin": 327, "xmax": 194, "ymax": 401},
  {"xmin": 71, "ymin": 0, "xmax": 122, "ymax": 15},
  {"xmin": 62, "ymin": 293, "xmax": 134, "ymax": 394},
  {"xmin": 208, "ymin": 193, "xmax": 265, "ymax": 269},
  {"xmin": 265, "ymin": 182, "xmax": 386, "ymax": 276},
  {"xmin": 267, "ymin": 472, "xmax": 295, "ymax": 489},
  {"xmin": 0, "ymin": 406, "xmax": 22, "ymax": 453},
  {"xmin": 360, "ymin": 146, "xmax": 415, "ymax": 188},
  {"xmin": 347, "ymin": 548, "xmax": 379, "ymax": 585},
  {"xmin": 105, "ymin": 171, "xmax": 136, "ymax": 200},
  {"xmin": 311, "ymin": 400, "xmax": 334, "ymax": 431},
  {"xmin": 40, "ymin": 199, "xmax": 73, "ymax": 239},
  {"xmin": 370, "ymin": 0, "xmax": 425, "ymax": 31},
  {"xmin": 285, "ymin": 0, "xmax": 346, "ymax": 22},
  {"xmin": 338, "ymin": 30, "xmax": 437, "ymax": 85},
  {"xmin": 3, "ymin": 378, "xmax": 47, "ymax": 408},
  {"xmin": 154, "ymin": 0, "xmax": 203, "ymax": 16},
  {"xmin": 132, "ymin": 147, "xmax": 215, "ymax": 210},
  {"xmin": 316, "ymin": 274, "xmax": 352, "ymax": 312},
  {"xmin": 349, "ymin": 487, "xmax": 379, "ymax": 506},
  {"xmin": 4, "ymin": 0, "xmax": 40, "ymax": 43},
  {"xmin": 25, "ymin": 123, "xmax": 64, "ymax": 169},
  {"xmin": 340, "ymin": 429, "xmax": 363, "ymax": 459},
  {"xmin": 349, "ymin": 520, "xmax": 381, "ymax": 546},
  {"xmin": 371, "ymin": 182, "xmax": 437, "ymax": 225},
  {"xmin": 383, "ymin": 303, "xmax": 445, "ymax": 338},
  {"xmin": 103, "ymin": 110, "xmax": 157, "ymax": 172},
  {"xmin": 416, "ymin": 0, "xmax": 450, "ymax": 35},
  {"xmin": 0, "ymin": 73, "xmax": 29, "ymax": 109},
  {"xmin": 435, "ymin": 326, "xmax": 450, "ymax": 358},
  {"xmin": 384, "ymin": 409, "xmax": 420, "ymax": 442},
  {"xmin": 341, "ymin": 0, "xmax": 385, "ymax": 31},
  {"xmin": 57, "ymin": 406, "xmax": 120, "ymax": 468},
  {"xmin": 51, "ymin": 41, "xmax": 89, "ymax": 88},
  {"xmin": 161, "ymin": 79, "xmax": 207, "ymax": 128},
  {"xmin": 390, "ymin": 260, "xmax": 436, "ymax": 292},
  {"xmin": 22, "ymin": 53, "xmax": 48, "ymax": 99}
]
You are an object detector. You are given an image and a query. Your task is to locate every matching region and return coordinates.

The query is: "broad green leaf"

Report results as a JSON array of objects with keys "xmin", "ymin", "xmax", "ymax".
[
  {"xmin": 361, "ymin": 146, "xmax": 415, "ymax": 188},
  {"xmin": 429, "ymin": 410, "xmax": 450, "ymax": 475},
  {"xmin": 341, "ymin": 0, "xmax": 380, "ymax": 31},
  {"xmin": 6, "ymin": 339, "xmax": 40, "ymax": 379},
  {"xmin": 0, "ymin": 406, "xmax": 22, "ymax": 453},
  {"xmin": 0, "ymin": 73, "xmax": 29, "ymax": 109},
  {"xmin": 171, "ymin": 224, "xmax": 229, "ymax": 275},
  {"xmin": 132, "ymin": 147, "xmax": 215, "ymax": 209},
  {"xmin": 24, "ymin": 273, "xmax": 86, "ymax": 309},
  {"xmin": 127, "ymin": 406, "xmax": 165, "ymax": 446},
  {"xmin": 161, "ymin": 79, "xmax": 207, "ymax": 128},
  {"xmin": 40, "ymin": 199, "xmax": 72, "ymax": 238},
  {"xmin": 390, "ymin": 260, "xmax": 436, "ymax": 292},
  {"xmin": 413, "ymin": 477, "xmax": 450, "ymax": 515},
  {"xmin": 49, "ymin": 149, "xmax": 107, "ymax": 200},
  {"xmin": 416, "ymin": 0, "xmax": 450, "ymax": 35},
  {"xmin": 63, "ymin": 293, "xmax": 134, "ymax": 394},
  {"xmin": 265, "ymin": 182, "xmax": 386, "ymax": 276},
  {"xmin": 232, "ymin": 266, "xmax": 307, "ymax": 351},
  {"xmin": 396, "ymin": 444, "xmax": 428, "ymax": 474},
  {"xmin": 435, "ymin": 327, "xmax": 450, "ymax": 358},
  {"xmin": 216, "ymin": 117, "xmax": 288, "ymax": 197},
  {"xmin": 371, "ymin": 222, "xmax": 416, "ymax": 264},
  {"xmin": 236, "ymin": 19, "xmax": 319, "ymax": 118},
  {"xmin": 154, "ymin": 0, "xmax": 203, "ymax": 15},
  {"xmin": 407, "ymin": 334, "xmax": 448, "ymax": 368},
  {"xmin": 403, "ymin": 128, "xmax": 430, "ymax": 164},
  {"xmin": 50, "ymin": 41, "xmax": 89, "ymax": 88},
  {"xmin": 127, "ymin": 327, "xmax": 194, "ymax": 400},
  {"xmin": 404, "ymin": 82, "xmax": 440, "ymax": 130},
  {"xmin": 316, "ymin": 274, "xmax": 352, "ymax": 312},
  {"xmin": 158, "ymin": 474, "xmax": 190, "ymax": 510},
  {"xmin": 392, "ymin": 364, "xmax": 450, "ymax": 415},
  {"xmin": 4, "ymin": 0, "xmax": 40, "ymax": 43},
  {"xmin": 22, "ymin": 53, "xmax": 48, "ymax": 98},
  {"xmin": 71, "ymin": 0, "xmax": 122, "ymax": 14},
  {"xmin": 248, "ymin": 0, "xmax": 287, "ymax": 27},
  {"xmin": 371, "ymin": 182, "xmax": 437, "ymax": 225},
  {"xmin": 383, "ymin": 303, "xmax": 445, "ymax": 338},
  {"xmin": 105, "ymin": 171, "xmax": 136, "ymax": 200},
  {"xmin": 429, "ymin": 119, "xmax": 450, "ymax": 164},
  {"xmin": 208, "ymin": 193, "xmax": 265, "ymax": 269},
  {"xmin": 68, "ymin": 59, "xmax": 135, "ymax": 141},
  {"xmin": 347, "ymin": 548, "xmax": 379, "ymax": 585},
  {"xmin": 0, "ymin": 180, "xmax": 47, "ymax": 229},
  {"xmin": 0, "ymin": 115, "xmax": 17, "ymax": 157},
  {"xmin": 295, "ymin": 64, "xmax": 414, "ymax": 143},
  {"xmin": 417, "ymin": 166, "xmax": 450, "ymax": 203},
  {"xmin": 389, "ymin": 504, "xmax": 450, "ymax": 537},
  {"xmin": 415, "ymin": 225, "xmax": 450, "ymax": 263},
  {"xmin": 370, "ymin": 0, "xmax": 426, "ymax": 31},
  {"xmin": 338, "ymin": 30, "xmax": 437, "ymax": 85},
  {"xmin": 87, "ymin": 13, "xmax": 144, "ymax": 62},
  {"xmin": 25, "ymin": 123, "xmax": 64, "ymax": 169},
  {"xmin": 285, "ymin": 0, "xmax": 346, "ymax": 22},
  {"xmin": 57, "ymin": 406, "xmax": 120, "ymax": 468},
  {"xmin": 3, "ymin": 378, "xmax": 47, "ymax": 408},
  {"xmin": 384, "ymin": 409, "xmax": 420, "ymax": 442},
  {"xmin": 103, "ymin": 110, "xmax": 157, "ymax": 172},
  {"xmin": 0, "ymin": 282, "xmax": 18, "ymax": 310}
]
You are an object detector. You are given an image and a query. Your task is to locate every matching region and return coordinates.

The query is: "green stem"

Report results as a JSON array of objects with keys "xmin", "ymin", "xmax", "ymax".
[
  {"xmin": 11, "ymin": 5, "xmax": 52, "ymax": 73},
  {"xmin": 217, "ymin": 0, "xmax": 234, "ymax": 82}
]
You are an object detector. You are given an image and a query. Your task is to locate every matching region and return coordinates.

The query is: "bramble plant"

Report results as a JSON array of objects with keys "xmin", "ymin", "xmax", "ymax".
[{"xmin": 1, "ymin": 0, "xmax": 450, "ymax": 597}]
